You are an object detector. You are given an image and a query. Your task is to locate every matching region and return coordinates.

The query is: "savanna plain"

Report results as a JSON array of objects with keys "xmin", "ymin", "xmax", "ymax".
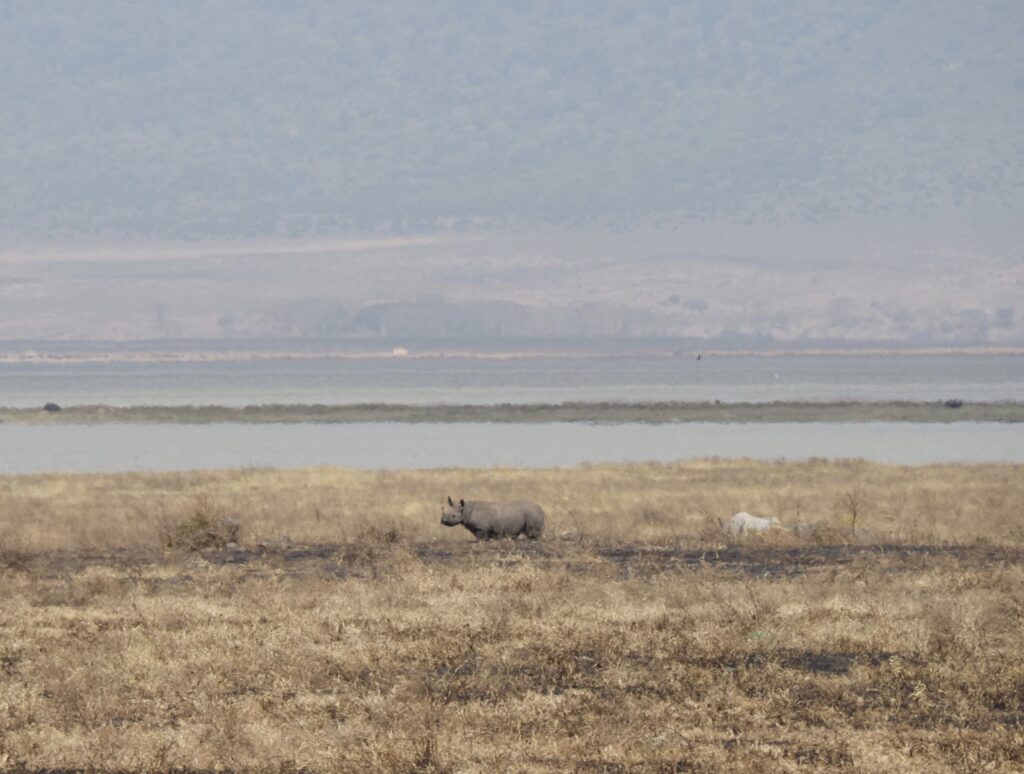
[{"xmin": 1, "ymin": 459, "xmax": 1023, "ymax": 772}]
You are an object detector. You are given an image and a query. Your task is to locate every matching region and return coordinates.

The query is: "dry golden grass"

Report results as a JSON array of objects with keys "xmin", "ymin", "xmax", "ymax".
[
  {"xmin": 1, "ymin": 460, "xmax": 1024, "ymax": 772},
  {"xmin": 1, "ymin": 459, "xmax": 1023, "ymax": 552}
]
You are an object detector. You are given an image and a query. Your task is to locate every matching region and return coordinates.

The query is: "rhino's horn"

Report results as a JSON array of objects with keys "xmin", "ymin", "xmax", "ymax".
[{"xmin": 447, "ymin": 496, "xmax": 453, "ymax": 506}]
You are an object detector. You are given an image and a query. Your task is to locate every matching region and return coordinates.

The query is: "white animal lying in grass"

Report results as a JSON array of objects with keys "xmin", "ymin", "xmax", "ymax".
[{"xmin": 720, "ymin": 511, "xmax": 782, "ymax": 536}]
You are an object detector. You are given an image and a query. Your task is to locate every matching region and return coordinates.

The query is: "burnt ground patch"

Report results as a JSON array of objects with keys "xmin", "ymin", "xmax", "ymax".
[
  {"xmin": 408, "ymin": 540, "xmax": 1024, "ymax": 579},
  {"xmin": 591, "ymin": 542, "xmax": 1024, "ymax": 577},
  {"xmin": 5, "ymin": 541, "xmax": 1024, "ymax": 583},
  {"xmin": 697, "ymin": 648, "xmax": 904, "ymax": 674}
]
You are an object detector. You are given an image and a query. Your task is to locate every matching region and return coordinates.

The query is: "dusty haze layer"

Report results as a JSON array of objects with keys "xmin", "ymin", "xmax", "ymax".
[{"xmin": 1, "ymin": 228, "xmax": 1021, "ymax": 348}]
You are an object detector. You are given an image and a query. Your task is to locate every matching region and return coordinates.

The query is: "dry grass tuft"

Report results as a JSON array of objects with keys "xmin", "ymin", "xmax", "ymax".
[{"xmin": 156, "ymin": 495, "xmax": 241, "ymax": 551}]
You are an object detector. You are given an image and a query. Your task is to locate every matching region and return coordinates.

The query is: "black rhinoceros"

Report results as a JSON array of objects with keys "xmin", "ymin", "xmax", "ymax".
[{"xmin": 441, "ymin": 497, "xmax": 545, "ymax": 540}]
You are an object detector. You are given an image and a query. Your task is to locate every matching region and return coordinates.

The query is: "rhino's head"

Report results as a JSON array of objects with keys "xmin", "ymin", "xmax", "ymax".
[{"xmin": 441, "ymin": 496, "xmax": 465, "ymax": 526}]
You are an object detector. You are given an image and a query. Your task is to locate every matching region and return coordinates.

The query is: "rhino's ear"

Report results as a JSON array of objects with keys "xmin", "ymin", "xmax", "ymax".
[
  {"xmin": 447, "ymin": 496, "xmax": 453, "ymax": 506},
  {"xmin": 459, "ymin": 498, "xmax": 465, "ymax": 508}
]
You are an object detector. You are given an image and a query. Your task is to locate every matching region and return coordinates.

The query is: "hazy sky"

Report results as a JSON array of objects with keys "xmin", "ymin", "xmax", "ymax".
[{"xmin": 0, "ymin": 1, "xmax": 1021, "ymax": 243}]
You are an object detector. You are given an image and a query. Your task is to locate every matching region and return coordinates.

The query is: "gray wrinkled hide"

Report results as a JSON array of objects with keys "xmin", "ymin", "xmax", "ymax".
[
  {"xmin": 720, "ymin": 511, "xmax": 781, "ymax": 536},
  {"xmin": 441, "ymin": 498, "xmax": 545, "ymax": 540}
]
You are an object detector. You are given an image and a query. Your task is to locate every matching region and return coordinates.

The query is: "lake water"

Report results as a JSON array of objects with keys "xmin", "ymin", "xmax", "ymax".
[
  {"xmin": 1, "ymin": 354, "xmax": 1022, "ymax": 407},
  {"xmin": 1, "ymin": 422, "xmax": 1022, "ymax": 474},
  {"xmin": 2, "ymin": 355, "xmax": 1021, "ymax": 472}
]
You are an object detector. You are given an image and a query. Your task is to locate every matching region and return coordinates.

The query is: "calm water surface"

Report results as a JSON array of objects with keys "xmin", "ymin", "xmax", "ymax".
[
  {"xmin": 2, "ymin": 355, "xmax": 1021, "ymax": 473},
  {"xmin": 1, "ymin": 422, "xmax": 1022, "ymax": 474},
  {"xmin": 1, "ymin": 354, "xmax": 1022, "ymax": 407}
]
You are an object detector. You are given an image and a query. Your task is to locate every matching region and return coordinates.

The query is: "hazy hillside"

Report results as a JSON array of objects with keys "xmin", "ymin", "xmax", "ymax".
[
  {"xmin": 1, "ymin": 1, "xmax": 1021, "ymax": 242},
  {"xmin": 2, "ymin": 230, "xmax": 1022, "ymax": 348}
]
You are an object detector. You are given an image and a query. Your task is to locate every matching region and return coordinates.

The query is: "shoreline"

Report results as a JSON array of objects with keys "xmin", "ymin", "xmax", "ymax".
[
  {"xmin": 2, "ymin": 346, "xmax": 1024, "ymax": 365},
  {"xmin": 3, "ymin": 400, "xmax": 1023, "ymax": 424}
]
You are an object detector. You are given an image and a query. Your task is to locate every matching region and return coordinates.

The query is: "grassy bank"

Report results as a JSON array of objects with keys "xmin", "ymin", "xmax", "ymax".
[
  {"xmin": 2, "ymin": 461, "xmax": 1023, "ymax": 771},
  {"xmin": 3, "ymin": 399, "xmax": 1023, "ymax": 425}
]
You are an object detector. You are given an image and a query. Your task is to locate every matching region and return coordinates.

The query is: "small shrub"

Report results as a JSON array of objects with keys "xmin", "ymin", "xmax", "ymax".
[
  {"xmin": 363, "ymin": 523, "xmax": 402, "ymax": 545},
  {"xmin": 159, "ymin": 496, "xmax": 241, "ymax": 551},
  {"xmin": 837, "ymin": 487, "xmax": 869, "ymax": 536}
]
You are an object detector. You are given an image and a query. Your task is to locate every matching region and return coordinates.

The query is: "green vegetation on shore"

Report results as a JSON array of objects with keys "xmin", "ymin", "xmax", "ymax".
[{"xmin": 3, "ymin": 400, "xmax": 1023, "ymax": 425}]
